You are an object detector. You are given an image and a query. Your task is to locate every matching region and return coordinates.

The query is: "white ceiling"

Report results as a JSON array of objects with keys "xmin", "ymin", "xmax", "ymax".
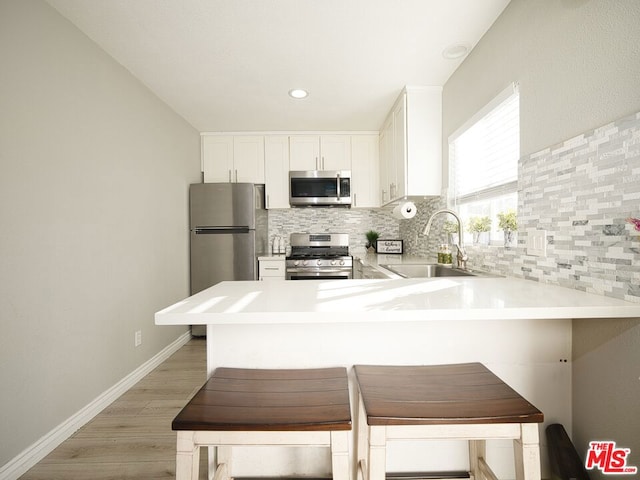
[{"xmin": 46, "ymin": 0, "xmax": 510, "ymax": 132}]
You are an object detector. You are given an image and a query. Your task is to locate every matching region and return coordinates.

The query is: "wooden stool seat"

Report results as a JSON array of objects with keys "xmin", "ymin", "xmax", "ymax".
[
  {"xmin": 172, "ymin": 367, "xmax": 351, "ymax": 480},
  {"xmin": 354, "ymin": 363, "xmax": 544, "ymax": 480}
]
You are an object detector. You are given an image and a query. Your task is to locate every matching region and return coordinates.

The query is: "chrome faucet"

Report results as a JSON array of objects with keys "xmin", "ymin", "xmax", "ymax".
[{"xmin": 422, "ymin": 209, "xmax": 468, "ymax": 270}]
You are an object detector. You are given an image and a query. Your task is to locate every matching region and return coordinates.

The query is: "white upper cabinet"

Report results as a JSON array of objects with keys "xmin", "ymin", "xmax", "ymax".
[
  {"xmin": 264, "ymin": 135, "xmax": 290, "ymax": 209},
  {"xmin": 379, "ymin": 86, "xmax": 442, "ymax": 205},
  {"xmin": 289, "ymin": 135, "xmax": 351, "ymax": 171},
  {"xmin": 202, "ymin": 135, "xmax": 233, "ymax": 183},
  {"xmin": 233, "ymin": 136, "xmax": 265, "ymax": 183},
  {"xmin": 289, "ymin": 136, "xmax": 319, "ymax": 170},
  {"xmin": 392, "ymin": 98, "xmax": 407, "ymax": 199},
  {"xmin": 379, "ymin": 117, "xmax": 393, "ymax": 205},
  {"xmin": 202, "ymin": 135, "xmax": 265, "ymax": 183},
  {"xmin": 203, "ymin": 132, "xmax": 378, "ymax": 209},
  {"xmin": 351, "ymin": 135, "xmax": 380, "ymax": 208},
  {"xmin": 319, "ymin": 135, "xmax": 351, "ymax": 170}
]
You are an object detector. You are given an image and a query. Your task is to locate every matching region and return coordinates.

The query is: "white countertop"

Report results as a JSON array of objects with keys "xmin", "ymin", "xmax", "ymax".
[
  {"xmin": 257, "ymin": 254, "xmax": 287, "ymax": 261},
  {"xmin": 155, "ymin": 276, "xmax": 640, "ymax": 325}
]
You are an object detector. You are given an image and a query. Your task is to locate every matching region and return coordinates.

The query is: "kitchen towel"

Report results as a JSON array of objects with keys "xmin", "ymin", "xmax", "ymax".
[{"xmin": 392, "ymin": 201, "xmax": 417, "ymax": 220}]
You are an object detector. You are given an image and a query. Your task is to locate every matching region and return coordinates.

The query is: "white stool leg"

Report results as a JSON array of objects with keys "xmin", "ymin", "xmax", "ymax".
[
  {"xmin": 176, "ymin": 431, "xmax": 199, "ymax": 480},
  {"xmin": 514, "ymin": 424, "xmax": 541, "ymax": 480},
  {"xmin": 331, "ymin": 430, "xmax": 350, "ymax": 480},
  {"xmin": 368, "ymin": 426, "xmax": 386, "ymax": 480},
  {"xmin": 356, "ymin": 389, "xmax": 368, "ymax": 480},
  {"xmin": 215, "ymin": 446, "xmax": 232, "ymax": 480},
  {"xmin": 469, "ymin": 439, "xmax": 486, "ymax": 480}
]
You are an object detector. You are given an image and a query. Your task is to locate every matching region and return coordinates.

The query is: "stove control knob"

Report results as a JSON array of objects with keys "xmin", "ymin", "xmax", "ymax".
[
  {"xmin": 339, "ymin": 259, "xmax": 345, "ymax": 266},
  {"xmin": 293, "ymin": 260, "xmax": 300, "ymax": 266},
  {"xmin": 331, "ymin": 259, "xmax": 337, "ymax": 266},
  {"xmin": 317, "ymin": 259, "xmax": 322, "ymax": 266},
  {"xmin": 302, "ymin": 260, "xmax": 308, "ymax": 266}
]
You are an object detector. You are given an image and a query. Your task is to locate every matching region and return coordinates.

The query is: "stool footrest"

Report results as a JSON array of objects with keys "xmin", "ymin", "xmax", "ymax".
[{"xmin": 387, "ymin": 472, "xmax": 471, "ymax": 480}]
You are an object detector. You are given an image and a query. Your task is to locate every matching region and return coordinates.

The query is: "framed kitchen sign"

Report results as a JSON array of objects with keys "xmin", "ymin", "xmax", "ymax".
[{"xmin": 376, "ymin": 239, "xmax": 403, "ymax": 254}]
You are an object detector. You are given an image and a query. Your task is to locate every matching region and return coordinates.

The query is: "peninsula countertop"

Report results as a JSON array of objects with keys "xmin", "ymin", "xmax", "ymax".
[{"xmin": 155, "ymin": 276, "xmax": 640, "ymax": 325}]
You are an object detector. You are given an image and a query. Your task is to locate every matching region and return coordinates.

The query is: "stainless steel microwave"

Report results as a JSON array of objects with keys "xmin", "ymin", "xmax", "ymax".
[{"xmin": 289, "ymin": 170, "xmax": 351, "ymax": 207}]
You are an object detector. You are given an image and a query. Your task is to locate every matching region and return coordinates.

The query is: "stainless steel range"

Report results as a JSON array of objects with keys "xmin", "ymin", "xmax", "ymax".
[{"xmin": 285, "ymin": 233, "xmax": 353, "ymax": 280}]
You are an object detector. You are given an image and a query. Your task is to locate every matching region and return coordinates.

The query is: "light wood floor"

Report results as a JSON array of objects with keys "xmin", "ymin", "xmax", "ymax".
[{"xmin": 20, "ymin": 338, "xmax": 208, "ymax": 480}]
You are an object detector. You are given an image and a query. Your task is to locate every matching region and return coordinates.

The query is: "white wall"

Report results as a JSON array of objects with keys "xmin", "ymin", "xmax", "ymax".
[
  {"xmin": 442, "ymin": 0, "xmax": 640, "ymax": 475},
  {"xmin": 0, "ymin": 0, "xmax": 200, "ymax": 468},
  {"xmin": 443, "ymin": 0, "xmax": 640, "ymax": 167}
]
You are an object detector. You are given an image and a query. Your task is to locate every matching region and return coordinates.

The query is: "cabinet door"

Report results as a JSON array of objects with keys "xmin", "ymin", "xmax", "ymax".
[
  {"xmin": 405, "ymin": 86, "xmax": 442, "ymax": 196},
  {"xmin": 379, "ymin": 118, "xmax": 393, "ymax": 205},
  {"xmin": 289, "ymin": 135, "xmax": 320, "ymax": 170},
  {"xmin": 351, "ymin": 135, "xmax": 379, "ymax": 208},
  {"xmin": 392, "ymin": 96, "xmax": 407, "ymax": 199},
  {"xmin": 259, "ymin": 259, "xmax": 286, "ymax": 280},
  {"xmin": 233, "ymin": 136, "xmax": 265, "ymax": 183},
  {"xmin": 264, "ymin": 136, "xmax": 290, "ymax": 209},
  {"xmin": 202, "ymin": 135, "xmax": 234, "ymax": 183},
  {"xmin": 320, "ymin": 135, "xmax": 351, "ymax": 171}
]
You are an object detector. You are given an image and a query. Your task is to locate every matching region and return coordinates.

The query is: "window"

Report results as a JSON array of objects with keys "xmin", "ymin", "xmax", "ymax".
[{"xmin": 448, "ymin": 83, "xmax": 519, "ymax": 245}]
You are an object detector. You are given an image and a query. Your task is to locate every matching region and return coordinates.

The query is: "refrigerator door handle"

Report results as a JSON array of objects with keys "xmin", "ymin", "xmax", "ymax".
[{"xmin": 194, "ymin": 226, "xmax": 251, "ymax": 234}]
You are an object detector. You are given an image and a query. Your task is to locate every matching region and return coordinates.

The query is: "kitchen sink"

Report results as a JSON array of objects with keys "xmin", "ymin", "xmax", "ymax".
[{"xmin": 379, "ymin": 263, "xmax": 477, "ymax": 278}]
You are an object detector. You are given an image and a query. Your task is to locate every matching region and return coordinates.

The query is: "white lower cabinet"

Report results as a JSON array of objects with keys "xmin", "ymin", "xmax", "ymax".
[{"xmin": 258, "ymin": 257, "xmax": 286, "ymax": 281}]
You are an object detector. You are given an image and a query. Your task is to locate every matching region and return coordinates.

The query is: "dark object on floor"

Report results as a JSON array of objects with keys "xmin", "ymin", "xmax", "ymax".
[{"xmin": 546, "ymin": 423, "xmax": 591, "ymax": 480}]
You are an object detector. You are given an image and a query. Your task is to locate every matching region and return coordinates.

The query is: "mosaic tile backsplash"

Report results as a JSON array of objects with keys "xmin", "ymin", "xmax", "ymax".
[
  {"xmin": 267, "ymin": 207, "xmax": 400, "ymax": 257},
  {"xmin": 269, "ymin": 111, "xmax": 640, "ymax": 303},
  {"xmin": 400, "ymin": 111, "xmax": 640, "ymax": 303}
]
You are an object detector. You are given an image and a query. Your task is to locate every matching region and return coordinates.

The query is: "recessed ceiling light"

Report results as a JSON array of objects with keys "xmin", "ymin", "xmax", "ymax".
[
  {"xmin": 442, "ymin": 44, "xmax": 470, "ymax": 60},
  {"xmin": 288, "ymin": 89, "xmax": 309, "ymax": 99}
]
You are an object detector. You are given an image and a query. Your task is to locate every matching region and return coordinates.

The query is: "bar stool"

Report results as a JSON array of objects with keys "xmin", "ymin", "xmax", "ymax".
[
  {"xmin": 354, "ymin": 363, "xmax": 544, "ymax": 480},
  {"xmin": 172, "ymin": 367, "xmax": 351, "ymax": 480}
]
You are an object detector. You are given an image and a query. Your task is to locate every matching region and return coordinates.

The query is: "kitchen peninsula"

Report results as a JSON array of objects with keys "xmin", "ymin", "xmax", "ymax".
[{"xmin": 155, "ymin": 276, "xmax": 640, "ymax": 479}]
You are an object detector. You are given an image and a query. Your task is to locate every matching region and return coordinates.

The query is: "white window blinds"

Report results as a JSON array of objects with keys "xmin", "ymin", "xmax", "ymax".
[{"xmin": 449, "ymin": 83, "xmax": 520, "ymax": 204}]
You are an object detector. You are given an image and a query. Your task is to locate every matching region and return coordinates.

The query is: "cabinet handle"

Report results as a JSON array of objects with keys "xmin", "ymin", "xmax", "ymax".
[
  {"xmin": 264, "ymin": 267, "xmax": 279, "ymax": 271},
  {"xmin": 235, "ymin": 169, "xmax": 238, "ymax": 182},
  {"xmin": 321, "ymin": 156, "xmax": 325, "ymax": 170},
  {"xmin": 382, "ymin": 189, "xmax": 387, "ymax": 202},
  {"xmin": 353, "ymin": 193, "xmax": 357, "ymax": 207},
  {"xmin": 266, "ymin": 194, "xmax": 270, "ymax": 208},
  {"xmin": 315, "ymin": 156, "xmax": 319, "ymax": 170},
  {"xmin": 228, "ymin": 170, "xmax": 232, "ymax": 182}
]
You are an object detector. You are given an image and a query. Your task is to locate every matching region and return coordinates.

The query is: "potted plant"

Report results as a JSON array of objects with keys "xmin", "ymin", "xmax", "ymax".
[
  {"xmin": 442, "ymin": 220, "xmax": 460, "ymax": 246},
  {"xmin": 497, "ymin": 209, "xmax": 518, "ymax": 247},
  {"xmin": 365, "ymin": 230, "xmax": 380, "ymax": 253},
  {"xmin": 467, "ymin": 216, "xmax": 492, "ymax": 244}
]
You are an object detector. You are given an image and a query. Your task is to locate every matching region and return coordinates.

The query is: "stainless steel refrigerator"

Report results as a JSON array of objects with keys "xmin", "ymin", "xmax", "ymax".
[{"xmin": 189, "ymin": 183, "xmax": 268, "ymax": 336}]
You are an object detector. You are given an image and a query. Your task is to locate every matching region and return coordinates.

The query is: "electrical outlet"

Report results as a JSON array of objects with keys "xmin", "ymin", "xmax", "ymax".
[
  {"xmin": 134, "ymin": 330, "xmax": 142, "ymax": 347},
  {"xmin": 527, "ymin": 230, "xmax": 547, "ymax": 257}
]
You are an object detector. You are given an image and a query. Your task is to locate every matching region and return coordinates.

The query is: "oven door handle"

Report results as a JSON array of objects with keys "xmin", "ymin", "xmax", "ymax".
[
  {"xmin": 285, "ymin": 268, "xmax": 351, "ymax": 274},
  {"xmin": 336, "ymin": 172, "xmax": 341, "ymax": 201}
]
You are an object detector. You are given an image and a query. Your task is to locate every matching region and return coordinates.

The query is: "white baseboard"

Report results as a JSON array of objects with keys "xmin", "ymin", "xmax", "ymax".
[{"xmin": 0, "ymin": 331, "xmax": 192, "ymax": 480}]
